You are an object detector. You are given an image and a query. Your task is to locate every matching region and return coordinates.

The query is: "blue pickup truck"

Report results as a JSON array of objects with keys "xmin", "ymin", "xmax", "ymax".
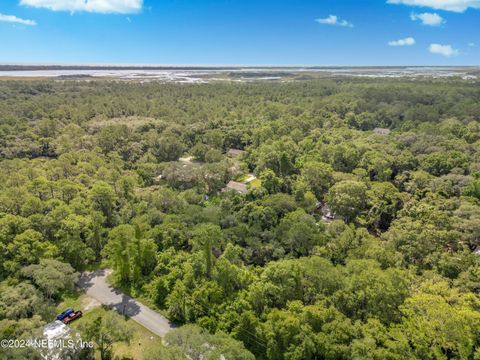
[{"xmin": 56, "ymin": 308, "xmax": 74, "ymax": 321}]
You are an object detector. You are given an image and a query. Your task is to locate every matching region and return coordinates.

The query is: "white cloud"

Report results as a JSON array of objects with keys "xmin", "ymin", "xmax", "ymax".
[
  {"xmin": 468, "ymin": 42, "xmax": 475, "ymax": 46},
  {"xmin": 20, "ymin": 0, "xmax": 143, "ymax": 14},
  {"xmin": 410, "ymin": 12, "xmax": 445, "ymax": 25},
  {"xmin": 389, "ymin": 37, "xmax": 416, "ymax": 46},
  {"xmin": 387, "ymin": 0, "xmax": 480, "ymax": 12},
  {"xmin": 429, "ymin": 43, "xmax": 459, "ymax": 56},
  {"xmin": 315, "ymin": 15, "xmax": 353, "ymax": 27},
  {"xmin": 0, "ymin": 13, "xmax": 37, "ymax": 25}
]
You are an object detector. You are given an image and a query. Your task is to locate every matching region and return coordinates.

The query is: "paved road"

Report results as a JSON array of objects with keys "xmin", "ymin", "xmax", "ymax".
[{"xmin": 77, "ymin": 269, "xmax": 174, "ymax": 337}]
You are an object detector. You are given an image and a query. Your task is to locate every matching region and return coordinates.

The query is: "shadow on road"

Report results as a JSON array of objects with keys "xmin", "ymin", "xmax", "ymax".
[
  {"xmin": 110, "ymin": 294, "xmax": 141, "ymax": 317},
  {"xmin": 77, "ymin": 268, "xmax": 108, "ymax": 290}
]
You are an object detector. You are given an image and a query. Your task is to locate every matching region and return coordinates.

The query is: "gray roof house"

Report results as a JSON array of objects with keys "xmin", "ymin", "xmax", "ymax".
[
  {"xmin": 227, "ymin": 148, "xmax": 245, "ymax": 158},
  {"xmin": 373, "ymin": 128, "xmax": 391, "ymax": 135},
  {"xmin": 222, "ymin": 180, "xmax": 248, "ymax": 194}
]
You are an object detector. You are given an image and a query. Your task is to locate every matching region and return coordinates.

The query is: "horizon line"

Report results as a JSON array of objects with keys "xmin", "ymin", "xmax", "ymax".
[{"xmin": 1, "ymin": 63, "xmax": 479, "ymax": 68}]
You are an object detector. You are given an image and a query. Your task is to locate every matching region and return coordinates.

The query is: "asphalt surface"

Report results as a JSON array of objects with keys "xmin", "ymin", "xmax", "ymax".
[{"xmin": 77, "ymin": 268, "xmax": 174, "ymax": 337}]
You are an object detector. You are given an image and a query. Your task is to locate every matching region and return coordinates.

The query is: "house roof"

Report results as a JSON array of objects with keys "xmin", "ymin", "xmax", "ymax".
[
  {"xmin": 227, "ymin": 148, "xmax": 245, "ymax": 157},
  {"xmin": 373, "ymin": 128, "xmax": 391, "ymax": 135},
  {"xmin": 222, "ymin": 180, "xmax": 248, "ymax": 194}
]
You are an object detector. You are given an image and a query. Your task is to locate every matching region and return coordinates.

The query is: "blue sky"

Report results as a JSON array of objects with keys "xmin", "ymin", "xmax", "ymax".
[{"xmin": 0, "ymin": 0, "xmax": 478, "ymax": 65}]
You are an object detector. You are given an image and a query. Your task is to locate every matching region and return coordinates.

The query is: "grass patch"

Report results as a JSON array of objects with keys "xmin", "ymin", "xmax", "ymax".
[
  {"xmin": 249, "ymin": 178, "xmax": 262, "ymax": 188},
  {"xmin": 235, "ymin": 174, "xmax": 249, "ymax": 182},
  {"xmin": 68, "ymin": 306, "xmax": 165, "ymax": 360},
  {"xmin": 57, "ymin": 288, "xmax": 165, "ymax": 359},
  {"xmin": 110, "ymin": 315, "xmax": 164, "ymax": 360},
  {"xmin": 57, "ymin": 291, "xmax": 86, "ymax": 311}
]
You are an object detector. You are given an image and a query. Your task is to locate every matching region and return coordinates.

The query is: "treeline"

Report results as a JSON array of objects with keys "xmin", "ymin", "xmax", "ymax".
[
  {"xmin": 0, "ymin": 79, "xmax": 479, "ymax": 359},
  {"xmin": 1, "ymin": 79, "xmax": 479, "ymax": 160}
]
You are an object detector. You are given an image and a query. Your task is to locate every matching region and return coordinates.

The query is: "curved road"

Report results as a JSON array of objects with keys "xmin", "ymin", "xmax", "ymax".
[{"xmin": 77, "ymin": 269, "xmax": 174, "ymax": 337}]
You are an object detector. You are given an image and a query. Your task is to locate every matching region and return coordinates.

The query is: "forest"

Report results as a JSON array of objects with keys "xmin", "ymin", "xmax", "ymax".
[{"xmin": 0, "ymin": 78, "xmax": 480, "ymax": 359}]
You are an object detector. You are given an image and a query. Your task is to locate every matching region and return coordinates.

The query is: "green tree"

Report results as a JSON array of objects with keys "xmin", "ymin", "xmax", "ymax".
[
  {"xmin": 139, "ymin": 238, "xmax": 158, "ymax": 276},
  {"xmin": 89, "ymin": 181, "xmax": 117, "ymax": 226},
  {"xmin": 301, "ymin": 161, "xmax": 333, "ymax": 199},
  {"xmin": 164, "ymin": 324, "xmax": 255, "ymax": 360},
  {"xmin": 275, "ymin": 209, "xmax": 324, "ymax": 257},
  {"xmin": 21, "ymin": 259, "xmax": 78, "ymax": 300},
  {"xmin": 396, "ymin": 286, "xmax": 480, "ymax": 359},
  {"xmin": 0, "ymin": 283, "xmax": 44, "ymax": 320},
  {"xmin": 191, "ymin": 224, "xmax": 223, "ymax": 278},
  {"xmin": 4, "ymin": 230, "xmax": 58, "ymax": 273},
  {"xmin": 204, "ymin": 148, "xmax": 223, "ymax": 163},
  {"xmin": 149, "ymin": 130, "xmax": 185, "ymax": 162},
  {"xmin": 260, "ymin": 169, "xmax": 283, "ymax": 194},
  {"xmin": 203, "ymin": 129, "xmax": 224, "ymax": 149},
  {"xmin": 0, "ymin": 315, "xmax": 44, "ymax": 359},
  {"xmin": 81, "ymin": 311, "xmax": 133, "ymax": 360},
  {"xmin": 104, "ymin": 225, "xmax": 135, "ymax": 284},
  {"xmin": 333, "ymin": 259, "xmax": 409, "ymax": 324},
  {"xmin": 327, "ymin": 180, "xmax": 368, "ymax": 222},
  {"xmin": 55, "ymin": 214, "xmax": 96, "ymax": 270},
  {"xmin": 365, "ymin": 182, "xmax": 403, "ymax": 231}
]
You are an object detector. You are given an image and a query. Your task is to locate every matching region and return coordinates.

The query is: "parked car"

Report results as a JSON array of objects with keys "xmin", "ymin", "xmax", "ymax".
[
  {"xmin": 63, "ymin": 311, "xmax": 83, "ymax": 324},
  {"xmin": 56, "ymin": 308, "xmax": 74, "ymax": 321}
]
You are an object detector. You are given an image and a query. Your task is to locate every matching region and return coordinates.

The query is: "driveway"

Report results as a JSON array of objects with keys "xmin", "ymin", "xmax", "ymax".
[
  {"xmin": 243, "ymin": 173, "xmax": 257, "ymax": 183},
  {"xmin": 77, "ymin": 269, "xmax": 174, "ymax": 337}
]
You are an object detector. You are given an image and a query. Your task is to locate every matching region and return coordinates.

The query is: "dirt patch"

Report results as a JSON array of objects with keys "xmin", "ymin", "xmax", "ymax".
[{"xmin": 82, "ymin": 296, "xmax": 101, "ymax": 312}]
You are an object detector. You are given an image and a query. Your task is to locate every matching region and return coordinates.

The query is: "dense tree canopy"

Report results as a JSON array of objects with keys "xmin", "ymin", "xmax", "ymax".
[{"xmin": 0, "ymin": 78, "xmax": 479, "ymax": 359}]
